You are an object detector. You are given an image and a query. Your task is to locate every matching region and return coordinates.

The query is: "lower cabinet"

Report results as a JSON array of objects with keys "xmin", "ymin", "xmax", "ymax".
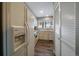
[{"xmin": 38, "ymin": 30, "xmax": 54, "ymax": 40}]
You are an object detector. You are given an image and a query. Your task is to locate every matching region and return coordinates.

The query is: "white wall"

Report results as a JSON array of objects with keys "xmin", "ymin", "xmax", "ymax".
[
  {"xmin": 54, "ymin": 2, "xmax": 76, "ymax": 56},
  {"xmin": 61, "ymin": 2, "xmax": 75, "ymax": 56}
]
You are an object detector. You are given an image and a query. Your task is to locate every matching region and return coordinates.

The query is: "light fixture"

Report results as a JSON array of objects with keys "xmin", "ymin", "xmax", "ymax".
[
  {"xmin": 40, "ymin": 10, "xmax": 43, "ymax": 14},
  {"xmin": 46, "ymin": 15, "xmax": 48, "ymax": 16}
]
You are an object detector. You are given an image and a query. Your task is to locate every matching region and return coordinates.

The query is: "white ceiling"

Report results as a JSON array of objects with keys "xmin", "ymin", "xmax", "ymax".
[{"xmin": 26, "ymin": 2, "xmax": 54, "ymax": 17}]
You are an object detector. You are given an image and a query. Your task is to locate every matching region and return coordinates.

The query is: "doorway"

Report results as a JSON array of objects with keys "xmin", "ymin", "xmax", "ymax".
[{"xmin": 26, "ymin": 2, "xmax": 55, "ymax": 56}]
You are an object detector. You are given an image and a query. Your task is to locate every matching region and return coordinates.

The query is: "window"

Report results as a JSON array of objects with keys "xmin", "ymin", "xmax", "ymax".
[
  {"xmin": 45, "ymin": 21, "xmax": 52, "ymax": 28},
  {"xmin": 38, "ymin": 22, "xmax": 43, "ymax": 28},
  {"xmin": 37, "ymin": 17, "xmax": 53, "ymax": 29},
  {"xmin": 38, "ymin": 20, "xmax": 53, "ymax": 29}
]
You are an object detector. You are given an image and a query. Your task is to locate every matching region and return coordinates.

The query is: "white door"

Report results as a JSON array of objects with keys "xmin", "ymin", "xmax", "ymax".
[{"xmin": 54, "ymin": 3, "xmax": 61, "ymax": 56}]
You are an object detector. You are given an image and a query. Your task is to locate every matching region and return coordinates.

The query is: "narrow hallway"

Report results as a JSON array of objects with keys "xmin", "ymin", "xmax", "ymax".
[
  {"xmin": 1, "ymin": 2, "xmax": 79, "ymax": 56},
  {"xmin": 34, "ymin": 40, "xmax": 55, "ymax": 56}
]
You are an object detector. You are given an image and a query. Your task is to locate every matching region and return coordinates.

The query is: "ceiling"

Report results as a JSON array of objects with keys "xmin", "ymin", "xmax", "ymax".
[{"xmin": 26, "ymin": 2, "xmax": 54, "ymax": 17}]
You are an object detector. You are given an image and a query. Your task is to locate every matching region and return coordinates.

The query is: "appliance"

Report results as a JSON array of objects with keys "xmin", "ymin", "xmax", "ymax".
[{"xmin": 11, "ymin": 26, "xmax": 25, "ymax": 52}]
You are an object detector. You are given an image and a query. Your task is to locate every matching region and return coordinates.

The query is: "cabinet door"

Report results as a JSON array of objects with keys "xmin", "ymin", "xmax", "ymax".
[{"xmin": 54, "ymin": 4, "xmax": 61, "ymax": 56}]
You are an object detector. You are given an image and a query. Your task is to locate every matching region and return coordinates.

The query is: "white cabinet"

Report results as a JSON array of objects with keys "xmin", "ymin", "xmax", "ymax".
[
  {"xmin": 38, "ymin": 30, "xmax": 54, "ymax": 40},
  {"xmin": 38, "ymin": 31, "xmax": 49, "ymax": 40}
]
